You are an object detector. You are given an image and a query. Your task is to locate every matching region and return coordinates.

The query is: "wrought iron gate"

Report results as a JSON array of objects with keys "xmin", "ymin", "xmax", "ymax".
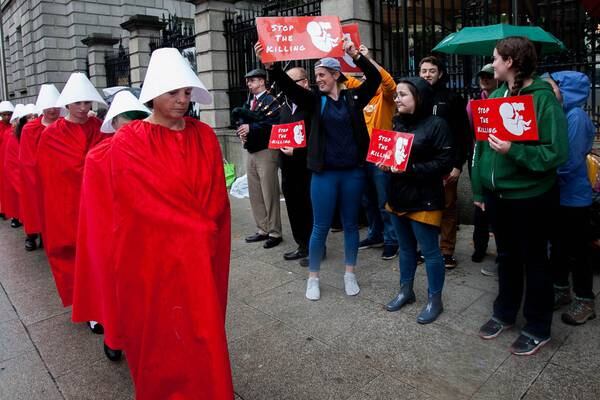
[
  {"xmin": 105, "ymin": 41, "xmax": 130, "ymax": 87},
  {"xmin": 223, "ymin": 0, "xmax": 322, "ymax": 118}
]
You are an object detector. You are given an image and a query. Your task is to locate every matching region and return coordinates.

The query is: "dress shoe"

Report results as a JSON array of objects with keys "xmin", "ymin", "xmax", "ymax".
[
  {"xmin": 417, "ymin": 293, "xmax": 443, "ymax": 324},
  {"xmin": 87, "ymin": 321, "xmax": 104, "ymax": 334},
  {"xmin": 283, "ymin": 248, "xmax": 308, "ymax": 261},
  {"xmin": 104, "ymin": 342, "xmax": 123, "ymax": 362},
  {"xmin": 245, "ymin": 233, "xmax": 269, "ymax": 243},
  {"xmin": 24, "ymin": 237, "xmax": 38, "ymax": 252},
  {"xmin": 10, "ymin": 218, "xmax": 22, "ymax": 228},
  {"xmin": 263, "ymin": 236, "xmax": 282, "ymax": 249},
  {"xmin": 385, "ymin": 282, "xmax": 416, "ymax": 312},
  {"xmin": 299, "ymin": 247, "xmax": 326, "ymax": 267}
]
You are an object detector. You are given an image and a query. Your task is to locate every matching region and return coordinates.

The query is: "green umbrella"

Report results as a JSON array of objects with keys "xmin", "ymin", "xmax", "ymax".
[{"xmin": 432, "ymin": 23, "xmax": 566, "ymax": 56}]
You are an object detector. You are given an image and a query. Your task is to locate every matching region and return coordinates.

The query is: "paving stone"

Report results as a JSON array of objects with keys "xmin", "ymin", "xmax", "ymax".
[
  {"xmin": 0, "ymin": 319, "xmax": 35, "ymax": 362},
  {"xmin": 348, "ymin": 374, "xmax": 434, "ymax": 400},
  {"xmin": 0, "ymin": 351, "xmax": 63, "ymax": 400},
  {"xmin": 523, "ymin": 363, "xmax": 600, "ymax": 400},
  {"xmin": 28, "ymin": 313, "xmax": 104, "ymax": 378},
  {"xmin": 0, "ymin": 287, "xmax": 18, "ymax": 323},
  {"xmin": 56, "ymin": 357, "xmax": 134, "ymax": 400},
  {"xmin": 0, "ymin": 257, "xmax": 54, "ymax": 296},
  {"xmin": 549, "ymin": 315, "xmax": 600, "ymax": 376},
  {"xmin": 331, "ymin": 311, "xmax": 507, "ymax": 400},
  {"xmin": 246, "ymin": 279, "xmax": 380, "ymax": 342},
  {"xmin": 9, "ymin": 276, "xmax": 69, "ymax": 326},
  {"xmin": 226, "ymin": 298, "xmax": 279, "ymax": 343},
  {"xmin": 230, "ymin": 321, "xmax": 380, "ymax": 400}
]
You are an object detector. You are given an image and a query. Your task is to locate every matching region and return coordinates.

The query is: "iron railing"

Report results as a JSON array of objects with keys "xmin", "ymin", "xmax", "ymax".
[{"xmin": 105, "ymin": 42, "xmax": 131, "ymax": 87}]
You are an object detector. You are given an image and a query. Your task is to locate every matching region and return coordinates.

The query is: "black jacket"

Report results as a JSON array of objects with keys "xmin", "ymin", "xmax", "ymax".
[
  {"xmin": 240, "ymin": 91, "xmax": 280, "ymax": 153},
  {"xmin": 431, "ymin": 81, "xmax": 470, "ymax": 170},
  {"xmin": 268, "ymin": 54, "xmax": 381, "ymax": 172},
  {"xmin": 278, "ymin": 100, "xmax": 310, "ymax": 169},
  {"xmin": 387, "ymin": 77, "xmax": 454, "ymax": 213}
]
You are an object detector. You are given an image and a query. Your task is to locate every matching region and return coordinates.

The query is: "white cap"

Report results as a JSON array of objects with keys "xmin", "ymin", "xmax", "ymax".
[
  {"xmin": 101, "ymin": 90, "xmax": 151, "ymax": 133},
  {"xmin": 56, "ymin": 72, "xmax": 107, "ymax": 107},
  {"xmin": 0, "ymin": 100, "xmax": 15, "ymax": 113},
  {"xmin": 23, "ymin": 103, "xmax": 37, "ymax": 117},
  {"xmin": 36, "ymin": 84, "xmax": 67, "ymax": 116},
  {"xmin": 10, "ymin": 104, "xmax": 24, "ymax": 123},
  {"xmin": 139, "ymin": 48, "xmax": 212, "ymax": 105}
]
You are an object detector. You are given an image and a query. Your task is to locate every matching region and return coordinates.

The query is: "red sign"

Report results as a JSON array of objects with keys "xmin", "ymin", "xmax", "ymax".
[
  {"xmin": 472, "ymin": 95, "xmax": 539, "ymax": 141},
  {"xmin": 256, "ymin": 16, "xmax": 344, "ymax": 62},
  {"xmin": 338, "ymin": 24, "xmax": 361, "ymax": 73},
  {"xmin": 268, "ymin": 121, "xmax": 307, "ymax": 149},
  {"xmin": 366, "ymin": 129, "xmax": 415, "ymax": 171}
]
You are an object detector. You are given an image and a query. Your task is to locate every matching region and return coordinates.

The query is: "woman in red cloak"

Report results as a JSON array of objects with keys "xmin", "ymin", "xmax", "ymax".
[
  {"xmin": 0, "ymin": 100, "xmax": 15, "ymax": 220},
  {"xmin": 19, "ymin": 85, "xmax": 64, "ymax": 251},
  {"xmin": 107, "ymin": 48, "xmax": 233, "ymax": 399},
  {"xmin": 36, "ymin": 72, "xmax": 108, "ymax": 309}
]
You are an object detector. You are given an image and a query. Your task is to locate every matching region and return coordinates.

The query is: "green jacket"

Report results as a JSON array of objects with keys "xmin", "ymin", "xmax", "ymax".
[{"xmin": 471, "ymin": 77, "xmax": 568, "ymax": 201}]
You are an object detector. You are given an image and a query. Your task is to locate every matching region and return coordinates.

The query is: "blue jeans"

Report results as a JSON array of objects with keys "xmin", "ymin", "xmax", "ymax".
[
  {"xmin": 308, "ymin": 168, "xmax": 366, "ymax": 272},
  {"xmin": 363, "ymin": 163, "xmax": 397, "ymax": 245},
  {"xmin": 390, "ymin": 214, "xmax": 445, "ymax": 295}
]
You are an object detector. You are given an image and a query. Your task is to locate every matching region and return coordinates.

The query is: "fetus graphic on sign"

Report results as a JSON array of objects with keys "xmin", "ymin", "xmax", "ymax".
[
  {"xmin": 341, "ymin": 33, "xmax": 356, "ymax": 67},
  {"xmin": 499, "ymin": 102, "xmax": 531, "ymax": 136},
  {"xmin": 394, "ymin": 136, "xmax": 409, "ymax": 165},
  {"xmin": 307, "ymin": 21, "xmax": 340, "ymax": 52},
  {"xmin": 293, "ymin": 123, "xmax": 305, "ymax": 145}
]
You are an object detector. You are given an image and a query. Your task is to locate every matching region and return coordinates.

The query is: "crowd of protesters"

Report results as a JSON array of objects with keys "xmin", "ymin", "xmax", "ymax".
[
  {"xmin": 0, "ymin": 32, "xmax": 598, "ymax": 399},
  {"xmin": 246, "ymin": 36, "xmax": 599, "ymax": 356}
]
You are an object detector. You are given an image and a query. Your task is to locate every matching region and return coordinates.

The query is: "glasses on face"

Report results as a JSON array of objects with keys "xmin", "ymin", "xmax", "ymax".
[{"xmin": 294, "ymin": 78, "xmax": 307, "ymax": 83}]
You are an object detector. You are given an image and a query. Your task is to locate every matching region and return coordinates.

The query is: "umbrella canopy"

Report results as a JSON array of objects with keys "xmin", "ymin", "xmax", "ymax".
[{"xmin": 432, "ymin": 23, "xmax": 566, "ymax": 56}]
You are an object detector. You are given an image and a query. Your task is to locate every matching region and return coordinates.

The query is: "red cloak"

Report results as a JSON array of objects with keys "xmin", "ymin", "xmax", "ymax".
[
  {"xmin": 0, "ymin": 121, "xmax": 11, "ymax": 214},
  {"xmin": 18, "ymin": 116, "xmax": 45, "ymax": 234},
  {"xmin": 111, "ymin": 118, "xmax": 233, "ymax": 399},
  {"xmin": 71, "ymin": 137, "xmax": 122, "ymax": 349},
  {"xmin": 3, "ymin": 128, "xmax": 21, "ymax": 219},
  {"xmin": 36, "ymin": 117, "xmax": 106, "ymax": 307}
]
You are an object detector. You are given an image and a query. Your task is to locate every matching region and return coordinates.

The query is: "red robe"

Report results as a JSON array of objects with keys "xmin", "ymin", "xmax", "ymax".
[
  {"xmin": 0, "ymin": 121, "xmax": 11, "ymax": 214},
  {"xmin": 3, "ymin": 127, "xmax": 21, "ymax": 219},
  {"xmin": 71, "ymin": 138, "xmax": 122, "ymax": 349},
  {"xmin": 111, "ymin": 118, "xmax": 233, "ymax": 399},
  {"xmin": 19, "ymin": 117, "xmax": 45, "ymax": 234},
  {"xmin": 36, "ymin": 117, "xmax": 106, "ymax": 307}
]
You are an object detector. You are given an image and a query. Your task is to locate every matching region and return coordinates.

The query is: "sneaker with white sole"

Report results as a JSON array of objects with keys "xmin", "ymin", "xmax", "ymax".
[
  {"xmin": 344, "ymin": 272, "xmax": 360, "ymax": 296},
  {"xmin": 306, "ymin": 277, "xmax": 320, "ymax": 300}
]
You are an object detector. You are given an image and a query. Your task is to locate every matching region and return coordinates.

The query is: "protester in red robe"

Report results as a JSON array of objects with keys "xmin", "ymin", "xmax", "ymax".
[
  {"xmin": 72, "ymin": 90, "xmax": 150, "ymax": 362},
  {"xmin": 36, "ymin": 72, "xmax": 107, "ymax": 308},
  {"xmin": 3, "ymin": 104, "xmax": 36, "ymax": 227},
  {"xmin": 104, "ymin": 48, "xmax": 233, "ymax": 399},
  {"xmin": 0, "ymin": 101, "xmax": 15, "ymax": 219},
  {"xmin": 19, "ymin": 85, "xmax": 64, "ymax": 251}
]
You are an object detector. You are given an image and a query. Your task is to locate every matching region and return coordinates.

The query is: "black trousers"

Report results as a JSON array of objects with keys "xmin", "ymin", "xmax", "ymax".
[
  {"xmin": 487, "ymin": 188, "xmax": 557, "ymax": 339},
  {"xmin": 281, "ymin": 159, "xmax": 312, "ymax": 250},
  {"xmin": 473, "ymin": 206, "xmax": 490, "ymax": 253},
  {"xmin": 551, "ymin": 205, "xmax": 594, "ymax": 299}
]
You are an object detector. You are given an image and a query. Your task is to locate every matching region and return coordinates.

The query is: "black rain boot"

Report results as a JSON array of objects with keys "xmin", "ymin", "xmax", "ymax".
[
  {"xmin": 25, "ymin": 234, "xmax": 38, "ymax": 251},
  {"xmin": 103, "ymin": 342, "xmax": 123, "ymax": 362},
  {"xmin": 385, "ymin": 281, "xmax": 416, "ymax": 312},
  {"xmin": 10, "ymin": 218, "xmax": 22, "ymax": 228},
  {"xmin": 87, "ymin": 321, "xmax": 104, "ymax": 334},
  {"xmin": 417, "ymin": 292, "xmax": 443, "ymax": 324}
]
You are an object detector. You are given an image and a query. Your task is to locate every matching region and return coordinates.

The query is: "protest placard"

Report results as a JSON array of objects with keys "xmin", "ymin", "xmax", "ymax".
[
  {"xmin": 268, "ymin": 120, "xmax": 307, "ymax": 149},
  {"xmin": 472, "ymin": 95, "xmax": 539, "ymax": 141},
  {"xmin": 338, "ymin": 24, "xmax": 361, "ymax": 73},
  {"xmin": 256, "ymin": 16, "xmax": 344, "ymax": 62},
  {"xmin": 366, "ymin": 129, "xmax": 415, "ymax": 171}
]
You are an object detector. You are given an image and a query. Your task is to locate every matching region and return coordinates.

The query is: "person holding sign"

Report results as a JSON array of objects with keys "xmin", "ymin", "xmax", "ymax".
[
  {"xmin": 472, "ymin": 37, "xmax": 568, "ymax": 356},
  {"xmin": 255, "ymin": 39, "xmax": 381, "ymax": 301},
  {"xmin": 381, "ymin": 77, "xmax": 453, "ymax": 324}
]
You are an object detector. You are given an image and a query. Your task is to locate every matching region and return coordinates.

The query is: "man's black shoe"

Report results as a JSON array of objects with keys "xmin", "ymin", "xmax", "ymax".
[
  {"xmin": 263, "ymin": 236, "xmax": 282, "ymax": 249},
  {"xmin": 284, "ymin": 248, "xmax": 308, "ymax": 261},
  {"xmin": 10, "ymin": 218, "xmax": 22, "ymax": 228},
  {"xmin": 104, "ymin": 342, "xmax": 123, "ymax": 362},
  {"xmin": 509, "ymin": 333, "xmax": 550, "ymax": 356},
  {"xmin": 299, "ymin": 247, "xmax": 326, "ymax": 267},
  {"xmin": 245, "ymin": 233, "xmax": 269, "ymax": 243}
]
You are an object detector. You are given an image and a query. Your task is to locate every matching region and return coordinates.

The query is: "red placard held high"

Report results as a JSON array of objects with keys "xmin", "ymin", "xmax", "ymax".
[
  {"xmin": 471, "ymin": 95, "xmax": 539, "ymax": 141},
  {"xmin": 268, "ymin": 121, "xmax": 307, "ymax": 149},
  {"xmin": 366, "ymin": 129, "xmax": 415, "ymax": 171},
  {"xmin": 256, "ymin": 16, "xmax": 344, "ymax": 62},
  {"xmin": 338, "ymin": 24, "xmax": 361, "ymax": 73}
]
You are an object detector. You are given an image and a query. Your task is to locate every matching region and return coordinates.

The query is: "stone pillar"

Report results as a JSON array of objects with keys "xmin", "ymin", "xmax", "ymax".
[
  {"xmin": 192, "ymin": 1, "xmax": 244, "ymax": 172},
  {"xmin": 81, "ymin": 33, "xmax": 119, "ymax": 89},
  {"xmin": 121, "ymin": 15, "xmax": 165, "ymax": 87},
  {"xmin": 322, "ymin": 0, "xmax": 374, "ymax": 49}
]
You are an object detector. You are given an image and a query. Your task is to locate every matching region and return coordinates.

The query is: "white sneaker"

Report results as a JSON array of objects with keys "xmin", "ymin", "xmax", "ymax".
[
  {"xmin": 344, "ymin": 272, "xmax": 360, "ymax": 296},
  {"xmin": 306, "ymin": 277, "xmax": 320, "ymax": 301}
]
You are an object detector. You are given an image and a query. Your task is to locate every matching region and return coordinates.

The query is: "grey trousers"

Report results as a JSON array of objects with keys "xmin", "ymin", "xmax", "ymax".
[{"xmin": 246, "ymin": 149, "xmax": 282, "ymax": 237}]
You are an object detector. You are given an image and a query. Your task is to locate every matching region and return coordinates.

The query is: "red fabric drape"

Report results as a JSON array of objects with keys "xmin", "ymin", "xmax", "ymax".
[
  {"xmin": 71, "ymin": 138, "xmax": 123, "ymax": 349},
  {"xmin": 19, "ymin": 117, "xmax": 45, "ymax": 234},
  {"xmin": 0, "ymin": 122, "xmax": 11, "ymax": 214},
  {"xmin": 111, "ymin": 118, "xmax": 233, "ymax": 399},
  {"xmin": 3, "ymin": 128, "xmax": 21, "ymax": 219},
  {"xmin": 36, "ymin": 117, "xmax": 107, "ymax": 307}
]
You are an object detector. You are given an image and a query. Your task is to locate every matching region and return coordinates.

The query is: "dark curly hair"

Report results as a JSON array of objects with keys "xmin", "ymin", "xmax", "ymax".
[{"xmin": 495, "ymin": 36, "xmax": 537, "ymax": 96}]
